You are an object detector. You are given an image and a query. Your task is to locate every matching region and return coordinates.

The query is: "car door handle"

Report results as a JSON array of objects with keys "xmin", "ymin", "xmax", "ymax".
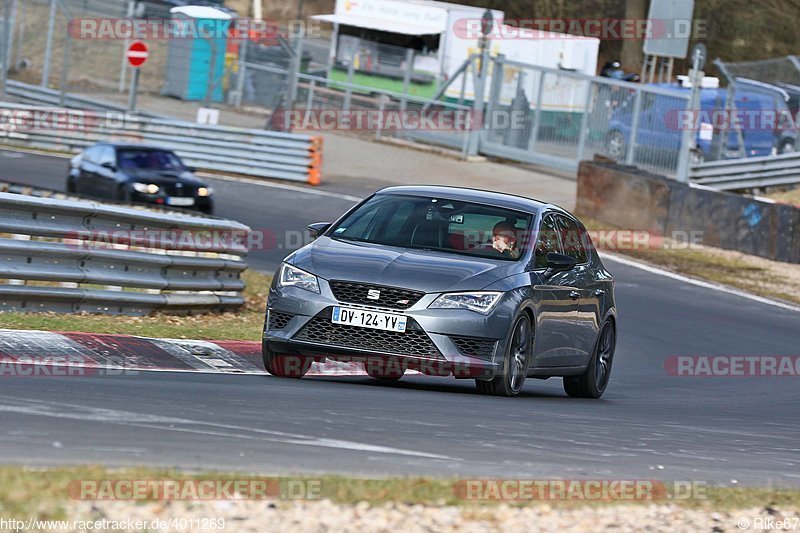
[
  {"xmin": 569, "ymin": 291, "xmax": 580, "ymax": 300},
  {"xmin": 594, "ymin": 289, "xmax": 605, "ymax": 296}
]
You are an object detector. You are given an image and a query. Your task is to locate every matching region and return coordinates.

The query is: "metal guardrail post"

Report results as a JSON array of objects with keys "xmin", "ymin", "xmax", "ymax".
[
  {"xmin": 305, "ymin": 78, "xmax": 316, "ymax": 110},
  {"xmin": 466, "ymin": 48, "xmax": 490, "ymax": 156},
  {"xmin": 233, "ymin": 37, "xmax": 249, "ymax": 108},
  {"xmin": 400, "ymin": 48, "xmax": 414, "ymax": 113},
  {"xmin": 0, "ymin": 0, "xmax": 10, "ymax": 95},
  {"xmin": 41, "ymin": 0, "xmax": 57, "ymax": 87},
  {"xmin": 625, "ymin": 89, "xmax": 643, "ymax": 165},
  {"xmin": 58, "ymin": 34, "xmax": 72, "ymax": 107},
  {"xmin": 343, "ymin": 49, "xmax": 356, "ymax": 112},
  {"xmin": 482, "ymin": 54, "xmax": 505, "ymax": 145},
  {"xmin": 676, "ymin": 50, "xmax": 704, "ymax": 182},
  {"xmin": 286, "ymin": 37, "xmax": 303, "ymax": 114},
  {"xmin": 527, "ymin": 70, "xmax": 547, "ymax": 152},
  {"xmin": 575, "ymin": 80, "xmax": 594, "ymax": 162}
]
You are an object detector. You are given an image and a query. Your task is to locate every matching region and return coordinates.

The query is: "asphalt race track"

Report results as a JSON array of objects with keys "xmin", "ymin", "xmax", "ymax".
[{"xmin": 0, "ymin": 149, "xmax": 799, "ymax": 486}]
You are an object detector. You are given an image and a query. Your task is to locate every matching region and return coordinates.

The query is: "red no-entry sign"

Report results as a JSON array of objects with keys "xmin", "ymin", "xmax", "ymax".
[{"xmin": 126, "ymin": 41, "xmax": 149, "ymax": 68}]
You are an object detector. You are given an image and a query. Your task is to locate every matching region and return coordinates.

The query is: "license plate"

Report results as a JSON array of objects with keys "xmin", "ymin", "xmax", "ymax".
[
  {"xmin": 167, "ymin": 197, "xmax": 195, "ymax": 206},
  {"xmin": 331, "ymin": 306, "xmax": 407, "ymax": 332}
]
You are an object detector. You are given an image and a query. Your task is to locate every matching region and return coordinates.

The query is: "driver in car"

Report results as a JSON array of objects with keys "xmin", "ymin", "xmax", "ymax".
[{"xmin": 491, "ymin": 221, "xmax": 521, "ymax": 259}]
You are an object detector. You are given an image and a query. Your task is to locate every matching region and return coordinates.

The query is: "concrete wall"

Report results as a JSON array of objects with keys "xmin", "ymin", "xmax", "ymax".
[{"xmin": 576, "ymin": 159, "xmax": 800, "ymax": 264}]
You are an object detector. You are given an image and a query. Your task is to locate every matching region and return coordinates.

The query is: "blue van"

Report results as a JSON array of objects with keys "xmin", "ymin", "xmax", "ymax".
[{"xmin": 606, "ymin": 82, "xmax": 796, "ymax": 165}]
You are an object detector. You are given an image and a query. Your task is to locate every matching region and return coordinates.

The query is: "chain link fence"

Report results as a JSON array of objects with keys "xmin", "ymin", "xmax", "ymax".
[
  {"xmin": 480, "ymin": 56, "xmax": 690, "ymax": 176},
  {"xmin": 1, "ymin": 0, "xmax": 697, "ymax": 178}
]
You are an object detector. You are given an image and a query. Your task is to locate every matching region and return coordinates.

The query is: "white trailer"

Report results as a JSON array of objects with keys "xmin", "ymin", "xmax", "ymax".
[{"xmin": 312, "ymin": 0, "xmax": 599, "ymax": 113}]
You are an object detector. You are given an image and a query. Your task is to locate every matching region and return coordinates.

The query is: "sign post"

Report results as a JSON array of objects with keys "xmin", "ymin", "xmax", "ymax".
[
  {"xmin": 126, "ymin": 41, "xmax": 148, "ymax": 112},
  {"xmin": 676, "ymin": 44, "xmax": 706, "ymax": 183}
]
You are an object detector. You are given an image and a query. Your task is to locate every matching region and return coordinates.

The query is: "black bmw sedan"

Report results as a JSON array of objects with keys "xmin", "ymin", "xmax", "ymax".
[{"xmin": 67, "ymin": 143, "xmax": 214, "ymax": 214}]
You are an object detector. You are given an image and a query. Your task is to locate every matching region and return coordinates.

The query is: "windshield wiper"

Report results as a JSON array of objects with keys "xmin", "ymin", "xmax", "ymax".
[{"xmin": 332, "ymin": 235, "xmax": 371, "ymax": 244}]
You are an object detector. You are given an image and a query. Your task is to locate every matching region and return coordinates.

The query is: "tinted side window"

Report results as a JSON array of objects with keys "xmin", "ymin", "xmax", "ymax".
[
  {"xmin": 83, "ymin": 146, "xmax": 101, "ymax": 164},
  {"xmin": 534, "ymin": 215, "xmax": 561, "ymax": 269},
  {"xmin": 98, "ymin": 146, "xmax": 115, "ymax": 166},
  {"xmin": 556, "ymin": 215, "xmax": 588, "ymax": 264}
]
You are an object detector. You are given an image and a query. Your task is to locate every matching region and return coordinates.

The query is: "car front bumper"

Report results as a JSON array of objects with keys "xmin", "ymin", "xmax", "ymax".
[
  {"xmin": 263, "ymin": 279, "xmax": 520, "ymax": 378},
  {"xmin": 129, "ymin": 191, "xmax": 213, "ymax": 212}
]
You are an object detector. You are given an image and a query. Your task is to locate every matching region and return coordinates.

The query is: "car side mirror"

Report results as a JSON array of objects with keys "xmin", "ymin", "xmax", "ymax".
[
  {"xmin": 544, "ymin": 252, "xmax": 577, "ymax": 277},
  {"xmin": 101, "ymin": 161, "xmax": 116, "ymax": 171},
  {"xmin": 308, "ymin": 222, "xmax": 331, "ymax": 239}
]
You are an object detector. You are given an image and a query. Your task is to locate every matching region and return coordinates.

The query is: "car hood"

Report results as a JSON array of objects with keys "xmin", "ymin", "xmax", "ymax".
[
  {"xmin": 123, "ymin": 169, "xmax": 204, "ymax": 185},
  {"xmin": 290, "ymin": 237, "xmax": 522, "ymax": 293}
]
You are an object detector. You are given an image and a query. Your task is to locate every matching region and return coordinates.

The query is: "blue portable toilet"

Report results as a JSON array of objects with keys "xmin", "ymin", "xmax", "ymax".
[{"xmin": 162, "ymin": 5, "xmax": 232, "ymax": 102}]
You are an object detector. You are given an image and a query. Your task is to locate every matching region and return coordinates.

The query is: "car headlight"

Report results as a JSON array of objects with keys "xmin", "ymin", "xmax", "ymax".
[
  {"xmin": 197, "ymin": 187, "xmax": 213, "ymax": 197},
  {"xmin": 132, "ymin": 182, "xmax": 159, "ymax": 194},
  {"xmin": 278, "ymin": 263, "xmax": 320, "ymax": 293},
  {"xmin": 428, "ymin": 291, "xmax": 503, "ymax": 314}
]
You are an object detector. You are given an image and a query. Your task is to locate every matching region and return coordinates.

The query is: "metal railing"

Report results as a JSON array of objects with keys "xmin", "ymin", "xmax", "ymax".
[
  {"xmin": 239, "ymin": 60, "xmax": 475, "ymax": 157},
  {"xmin": 690, "ymin": 152, "xmax": 800, "ymax": 191},
  {"xmin": 0, "ymin": 102, "xmax": 323, "ymax": 184},
  {"xmin": 480, "ymin": 55, "xmax": 692, "ymax": 176},
  {"xmin": 0, "ymin": 191, "xmax": 250, "ymax": 315},
  {"xmin": 5, "ymin": 80, "xmax": 168, "ymax": 117}
]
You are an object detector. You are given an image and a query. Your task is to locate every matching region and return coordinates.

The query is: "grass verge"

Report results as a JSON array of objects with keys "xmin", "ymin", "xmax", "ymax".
[
  {"xmin": 1, "ymin": 466, "xmax": 799, "ymax": 515},
  {"xmin": 0, "ymin": 270, "xmax": 271, "ymax": 341},
  {"xmin": 765, "ymin": 187, "xmax": 800, "ymax": 208},
  {"xmin": 582, "ymin": 218, "xmax": 800, "ymax": 306}
]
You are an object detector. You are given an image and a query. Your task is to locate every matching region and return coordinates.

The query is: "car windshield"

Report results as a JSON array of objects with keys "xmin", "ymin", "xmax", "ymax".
[
  {"xmin": 117, "ymin": 149, "xmax": 186, "ymax": 171},
  {"xmin": 330, "ymin": 194, "xmax": 534, "ymax": 261}
]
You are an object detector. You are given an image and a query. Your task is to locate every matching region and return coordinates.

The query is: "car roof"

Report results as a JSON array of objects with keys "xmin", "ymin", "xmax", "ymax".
[
  {"xmin": 88, "ymin": 142, "xmax": 174, "ymax": 151},
  {"xmin": 648, "ymin": 82, "xmax": 778, "ymax": 104},
  {"xmin": 375, "ymin": 185, "xmax": 552, "ymax": 215}
]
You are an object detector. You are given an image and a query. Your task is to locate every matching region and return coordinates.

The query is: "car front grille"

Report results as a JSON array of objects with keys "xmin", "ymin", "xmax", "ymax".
[
  {"xmin": 329, "ymin": 281, "xmax": 425, "ymax": 310},
  {"xmin": 162, "ymin": 183, "xmax": 196, "ymax": 197},
  {"xmin": 293, "ymin": 307, "xmax": 442, "ymax": 359},
  {"xmin": 268, "ymin": 310, "xmax": 294, "ymax": 330},
  {"xmin": 451, "ymin": 336, "xmax": 498, "ymax": 361}
]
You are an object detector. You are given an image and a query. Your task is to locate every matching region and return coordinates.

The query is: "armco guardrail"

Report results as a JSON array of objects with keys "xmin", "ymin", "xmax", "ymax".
[
  {"xmin": 0, "ymin": 192, "xmax": 251, "ymax": 315},
  {"xmin": 690, "ymin": 152, "xmax": 800, "ymax": 191},
  {"xmin": 0, "ymin": 102, "xmax": 323, "ymax": 185},
  {"xmin": 5, "ymin": 80, "xmax": 169, "ymax": 118}
]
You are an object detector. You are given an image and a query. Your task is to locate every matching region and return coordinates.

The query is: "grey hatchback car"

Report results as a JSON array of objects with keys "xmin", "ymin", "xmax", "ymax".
[{"xmin": 263, "ymin": 186, "xmax": 617, "ymax": 398}]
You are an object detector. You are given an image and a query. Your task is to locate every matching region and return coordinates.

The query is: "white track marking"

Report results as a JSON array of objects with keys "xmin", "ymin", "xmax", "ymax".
[
  {"xmin": 600, "ymin": 251, "xmax": 800, "ymax": 313},
  {"xmin": 0, "ymin": 399, "xmax": 455, "ymax": 460}
]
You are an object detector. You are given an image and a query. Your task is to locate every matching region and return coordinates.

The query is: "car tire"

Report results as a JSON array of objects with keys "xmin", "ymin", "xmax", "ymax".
[
  {"xmin": 689, "ymin": 148, "xmax": 705, "ymax": 166},
  {"xmin": 563, "ymin": 320, "xmax": 616, "ymax": 399},
  {"xmin": 606, "ymin": 130, "xmax": 625, "ymax": 160},
  {"xmin": 262, "ymin": 342, "xmax": 311, "ymax": 378},
  {"xmin": 475, "ymin": 313, "xmax": 532, "ymax": 397},
  {"xmin": 778, "ymin": 140, "xmax": 795, "ymax": 155},
  {"xmin": 116, "ymin": 185, "xmax": 130, "ymax": 203}
]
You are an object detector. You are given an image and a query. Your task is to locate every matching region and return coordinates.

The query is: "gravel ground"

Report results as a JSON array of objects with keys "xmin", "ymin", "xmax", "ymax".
[{"xmin": 60, "ymin": 500, "xmax": 800, "ymax": 532}]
